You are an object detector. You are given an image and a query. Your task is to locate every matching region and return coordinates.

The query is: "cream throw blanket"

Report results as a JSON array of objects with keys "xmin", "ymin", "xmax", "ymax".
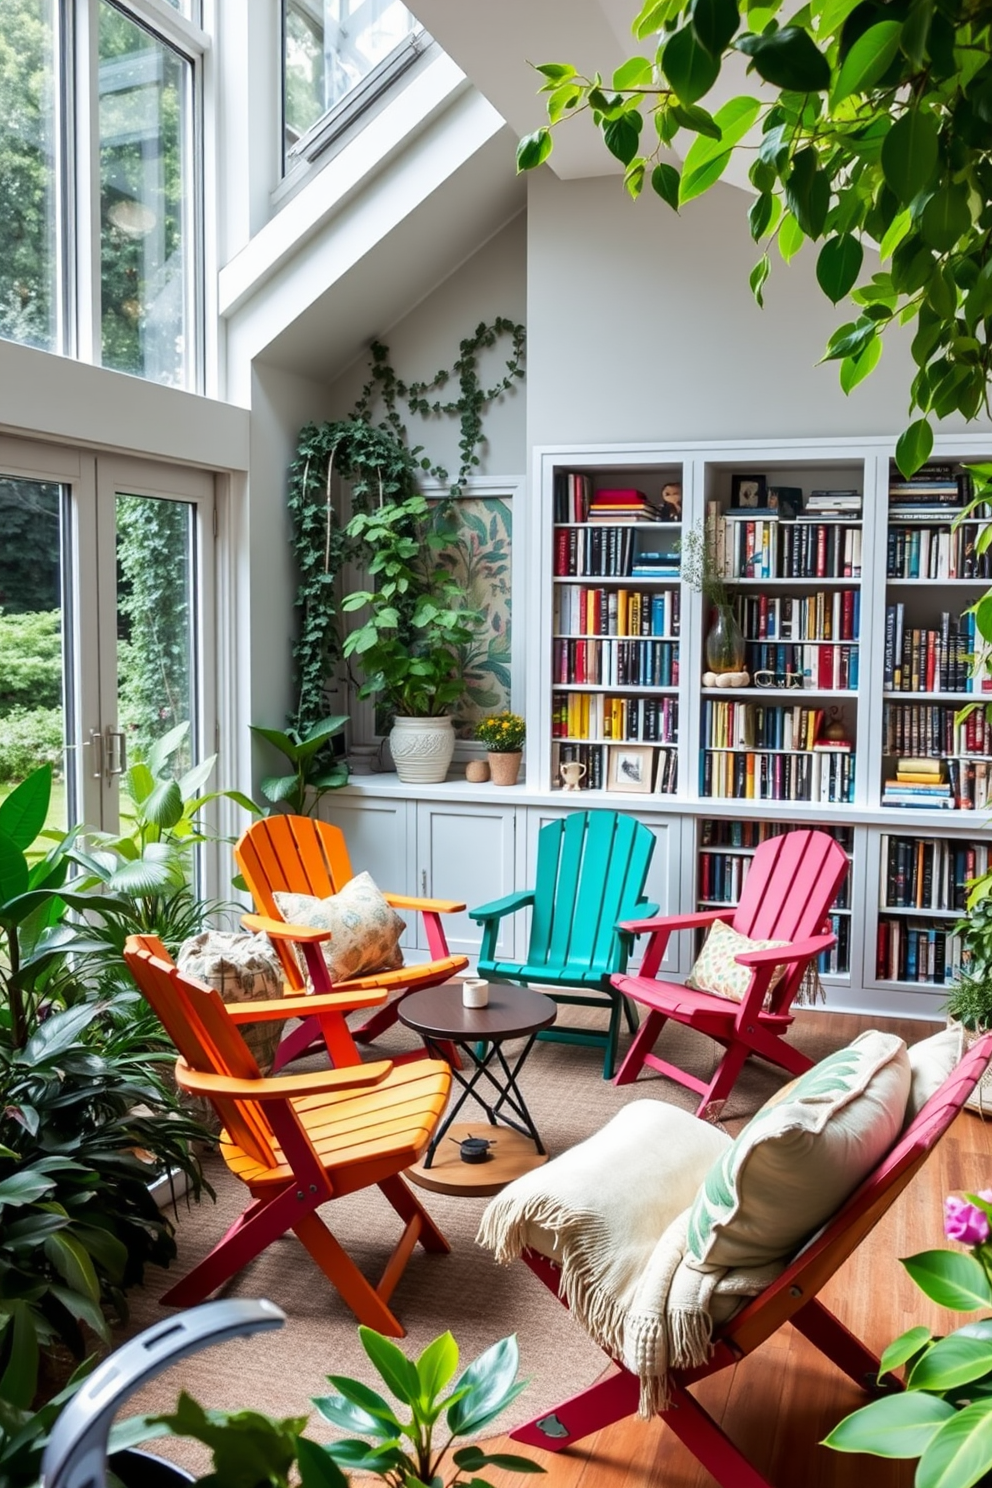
[{"xmin": 477, "ymin": 1100, "xmax": 780, "ymax": 1415}]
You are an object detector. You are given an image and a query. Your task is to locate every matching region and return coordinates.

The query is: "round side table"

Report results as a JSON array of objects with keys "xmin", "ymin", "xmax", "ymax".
[{"xmin": 398, "ymin": 983, "xmax": 557, "ymax": 1196}]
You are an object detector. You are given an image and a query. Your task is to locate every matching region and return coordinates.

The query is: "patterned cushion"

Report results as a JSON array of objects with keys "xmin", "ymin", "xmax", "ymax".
[
  {"xmin": 685, "ymin": 918, "xmax": 790, "ymax": 1004},
  {"xmin": 177, "ymin": 930, "xmax": 286, "ymax": 1135},
  {"xmin": 685, "ymin": 1030, "xmax": 911, "ymax": 1271},
  {"xmin": 273, "ymin": 871, "xmax": 406, "ymax": 985}
]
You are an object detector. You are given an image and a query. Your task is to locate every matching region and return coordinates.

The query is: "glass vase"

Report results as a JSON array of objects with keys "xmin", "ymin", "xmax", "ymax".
[{"xmin": 706, "ymin": 603, "xmax": 745, "ymax": 674}]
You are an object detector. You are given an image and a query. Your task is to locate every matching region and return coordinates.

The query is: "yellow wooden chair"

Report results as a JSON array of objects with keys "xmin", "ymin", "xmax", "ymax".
[{"xmin": 124, "ymin": 934, "xmax": 451, "ymax": 1336}]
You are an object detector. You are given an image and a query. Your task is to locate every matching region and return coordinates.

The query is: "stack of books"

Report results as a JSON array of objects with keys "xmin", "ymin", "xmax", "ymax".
[
  {"xmin": 588, "ymin": 489, "xmax": 656, "ymax": 523},
  {"xmin": 888, "ymin": 462, "xmax": 970, "ymax": 517},
  {"xmin": 802, "ymin": 490, "xmax": 863, "ymax": 520},
  {"xmin": 630, "ymin": 529, "xmax": 681, "ymax": 578},
  {"xmin": 881, "ymin": 758, "xmax": 955, "ymax": 809}
]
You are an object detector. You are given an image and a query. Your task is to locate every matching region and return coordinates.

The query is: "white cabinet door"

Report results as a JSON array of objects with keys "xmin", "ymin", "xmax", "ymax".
[
  {"xmin": 523, "ymin": 806, "xmax": 681, "ymax": 974},
  {"xmin": 322, "ymin": 797, "xmax": 417, "ymax": 950},
  {"xmin": 416, "ymin": 803, "xmax": 517, "ymax": 960}
]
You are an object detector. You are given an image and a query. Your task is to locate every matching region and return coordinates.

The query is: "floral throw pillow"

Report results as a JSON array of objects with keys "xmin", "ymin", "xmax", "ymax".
[
  {"xmin": 273, "ymin": 871, "xmax": 406, "ymax": 986},
  {"xmin": 685, "ymin": 918, "xmax": 790, "ymax": 1004}
]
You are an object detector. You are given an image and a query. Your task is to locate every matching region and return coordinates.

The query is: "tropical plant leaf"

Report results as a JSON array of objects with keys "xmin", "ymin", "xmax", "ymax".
[
  {"xmin": 902, "ymin": 1248, "xmax": 992, "ymax": 1311},
  {"xmin": 823, "ymin": 1391, "xmax": 956, "ymax": 1457},
  {"xmin": 0, "ymin": 767, "xmax": 51, "ymax": 851}
]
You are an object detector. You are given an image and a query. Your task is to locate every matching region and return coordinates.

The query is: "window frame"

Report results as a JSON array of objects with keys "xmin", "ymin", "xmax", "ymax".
[
  {"xmin": 82, "ymin": 0, "xmax": 208, "ymax": 391},
  {"xmin": 280, "ymin": 3, "xmax": 431, "ymax": 178}
]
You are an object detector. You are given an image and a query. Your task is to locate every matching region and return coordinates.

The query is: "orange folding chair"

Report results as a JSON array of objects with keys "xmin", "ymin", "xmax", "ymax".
[
  {"xmin": 124, "ymin": 934, "xmax": 451, "ymax": 1336},
  {"xmin": 235, "ymin": 815, "xmax": 468, "ymax": 1068}
]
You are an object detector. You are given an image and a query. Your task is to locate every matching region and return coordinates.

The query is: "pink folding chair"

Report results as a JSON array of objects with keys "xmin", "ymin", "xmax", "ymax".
[
  {"xmin": 506, "ymin": 1033, "xmax": 992, "ymax": 1488},
  {"xmin": 614, "ymin": 829, "xmax": 849, "ymax": 1119}
]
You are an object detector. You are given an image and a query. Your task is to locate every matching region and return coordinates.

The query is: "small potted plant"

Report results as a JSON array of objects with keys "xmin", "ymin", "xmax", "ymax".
[
  {"xmin": 681, "ymin": 521, "xmax": 746, "ymax": 678},
  {"xmin": 476, "ymin": 712, "xmax": 526, "ymax": 786},
  {"xmin": 342, "ymin": 493, "xmax": 484, "ymax": 785}
]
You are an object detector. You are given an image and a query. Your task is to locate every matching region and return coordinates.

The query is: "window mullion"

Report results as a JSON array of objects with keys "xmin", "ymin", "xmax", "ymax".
[{"xmin": 74, "ymin": 0, "xmax": 102, "ymax": 366}]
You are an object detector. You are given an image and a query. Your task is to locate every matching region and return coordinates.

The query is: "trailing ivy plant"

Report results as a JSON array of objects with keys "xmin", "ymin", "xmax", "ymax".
[
  {"xmin": 516, "ymin": 0, "xmax": 992, "ymax": 478},
  {"xmin": 287, "ymin": 322, "xmax": 525, "ymax": 739}
]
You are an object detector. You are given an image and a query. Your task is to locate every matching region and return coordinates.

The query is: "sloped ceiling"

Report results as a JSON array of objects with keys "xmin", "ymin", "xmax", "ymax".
[{"xmin": 409, "ymin": 0, "xmax": 634, "ymax": 179}]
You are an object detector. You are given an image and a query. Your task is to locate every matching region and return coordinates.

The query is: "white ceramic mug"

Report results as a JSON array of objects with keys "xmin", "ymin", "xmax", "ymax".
[{"xmin": 462, "ymin": 978, "xmax": 490, "ymax": 1008}]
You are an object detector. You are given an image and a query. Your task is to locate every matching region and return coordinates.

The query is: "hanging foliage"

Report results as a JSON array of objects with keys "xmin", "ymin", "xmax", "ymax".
[{"xmin": 287, "ymin": 319, "xmax": 525, "ymax": 738}]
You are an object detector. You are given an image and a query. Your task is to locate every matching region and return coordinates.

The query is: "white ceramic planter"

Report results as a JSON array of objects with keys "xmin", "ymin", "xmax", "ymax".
[{"xmin": 389, "ymin": 715, "xmax": 455, "ymax": 784}]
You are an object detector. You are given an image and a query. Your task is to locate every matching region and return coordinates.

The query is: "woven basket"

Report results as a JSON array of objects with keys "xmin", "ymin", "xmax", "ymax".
[{"xmin": 948, "ymin": 1016, "xmax": 992, "ymax": 1116}]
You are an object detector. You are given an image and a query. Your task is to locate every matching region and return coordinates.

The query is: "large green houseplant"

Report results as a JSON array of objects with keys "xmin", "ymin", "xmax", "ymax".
[{"xmin": 342, "ymin": 492, "xmax": 484, "ymax": 784}]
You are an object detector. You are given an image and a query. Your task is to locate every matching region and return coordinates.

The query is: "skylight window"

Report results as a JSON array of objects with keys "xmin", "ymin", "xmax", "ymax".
[{"xmin": 282, "ymin": 0, "xmax": 425, "ymax": 168}]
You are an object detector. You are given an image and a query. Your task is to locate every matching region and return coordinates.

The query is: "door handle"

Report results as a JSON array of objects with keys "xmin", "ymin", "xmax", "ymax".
[
  {"xmin": 106, "ymin": 728, "xmax": 127, "ymax": 777},
  {"xmin": 84, "ymin": 729, "xmax": 104, "ymax": 779}
]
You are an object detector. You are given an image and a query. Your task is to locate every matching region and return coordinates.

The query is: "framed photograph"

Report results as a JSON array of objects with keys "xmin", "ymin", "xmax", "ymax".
[
  {"xmin": 730, "ymin": 473, "xmax": 767, "ymax": 511},
  {"xmin": 607, "ymin": 744, "xmax": 654, "ymax": 794},
  {"xmin": 767, "ymin": 485, "xmax": 804, "ymax": 519}
]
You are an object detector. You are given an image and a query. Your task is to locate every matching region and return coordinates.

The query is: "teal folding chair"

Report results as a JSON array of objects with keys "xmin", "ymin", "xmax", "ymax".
[{"xmin": 469, "ymin": 810, "xmax": 657, "ymax": 1078}]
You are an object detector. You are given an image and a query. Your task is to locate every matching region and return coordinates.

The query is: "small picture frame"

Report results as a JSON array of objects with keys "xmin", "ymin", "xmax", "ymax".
[
  {"xmin": 607, "ymin": 744, "xmax": 654, "ymax": 794},
  {"xmin": 767, "ymin": 485, "xmax": 804, "ymax": 519},
  {"xmin": 730, "ymin": 473, "xmax": 767, "ymax": 511}
]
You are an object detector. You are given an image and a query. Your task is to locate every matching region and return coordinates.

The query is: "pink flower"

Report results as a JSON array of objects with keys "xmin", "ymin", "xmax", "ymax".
[{"xmin": 945, "ymin": 1191, "xmax": 992, "ymax": 1246}]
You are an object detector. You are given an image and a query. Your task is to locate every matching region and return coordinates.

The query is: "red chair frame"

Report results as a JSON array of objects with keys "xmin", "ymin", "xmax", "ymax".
[
  {"xmin": 507, "ymin": 1033, "xmax": 992, "ymax": 1487},
  {"xmin": 614, "ymin": 830, "xmax": 849, "ymax": 1118}
]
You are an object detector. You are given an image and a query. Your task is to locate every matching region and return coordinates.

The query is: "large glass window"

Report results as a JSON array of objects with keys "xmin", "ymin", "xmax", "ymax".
[
  {"xmin": 283, "ymin": 0, "xmax": 421, "ymax": 160},
  {"xmin": 0, "ymin": 0, "xmax": 59, "ymax": 352},
  {"xmin": 99, "ymin": 4, "xmax": 193, "ymax": 387},
  {"xmin": 0, "ymin": 2, "xmax": 201, "ymax": 387},
  {"xmin": 0, "ymin": 477, "xmax": 71, "ymax": 830}
]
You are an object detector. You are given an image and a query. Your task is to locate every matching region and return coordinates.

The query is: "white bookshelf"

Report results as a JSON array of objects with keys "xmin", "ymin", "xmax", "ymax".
[{"xmin": 529, "ymin": 436, "xmax": 992, "ymax": 1019}]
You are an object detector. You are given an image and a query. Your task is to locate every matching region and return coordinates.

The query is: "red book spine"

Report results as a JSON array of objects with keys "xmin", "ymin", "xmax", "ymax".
[
  {"xmin": 841, "ymin": 589, "xmax": 854, "ymax": 640},
  {"xmin": 816, "ymin": 524, "xmax": 827, "ymax": 578},
  {"xmin": 555, "ymin": 529, "xmax": 569, "ymax": 576},
  {"xmin": 818, "ymin": 646, "xmax": 833, "ymax": 689}
]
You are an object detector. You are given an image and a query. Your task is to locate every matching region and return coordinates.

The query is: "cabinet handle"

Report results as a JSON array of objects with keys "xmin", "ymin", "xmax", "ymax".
[{"xmin": 421, "ymin": 869, "xmax": 427, "ymax": 895}]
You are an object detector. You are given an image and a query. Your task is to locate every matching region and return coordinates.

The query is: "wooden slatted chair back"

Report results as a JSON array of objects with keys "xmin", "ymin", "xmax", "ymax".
[
  {"xmin": 731, "ymin": 830, "xmax": 849, "ymax": 1014},
  {"xmin": 124, "ymin": 935, "xmax": 279, "ymax": 1170},
  {"xmin": 528, "ymin": 811, "xmax": 656, "ymax": 975},
  {"xmin": 235, "ymin": 817, "xmax": 356, "ymax": 991},
  {"xmin": 724, "ymin": 1030, "xmax": 992, "ymax": 1360}
]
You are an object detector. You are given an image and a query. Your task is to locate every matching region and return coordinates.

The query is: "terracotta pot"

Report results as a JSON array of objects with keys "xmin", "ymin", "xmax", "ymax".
[{"xmin": 488, "ymin": 750, "xmax": 522, "ymax": 786}]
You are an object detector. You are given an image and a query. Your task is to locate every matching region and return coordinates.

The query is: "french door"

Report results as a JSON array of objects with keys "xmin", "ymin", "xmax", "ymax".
[{"xmin": 0, "ymin": 435, "xmax": 215, "ymax": 836}]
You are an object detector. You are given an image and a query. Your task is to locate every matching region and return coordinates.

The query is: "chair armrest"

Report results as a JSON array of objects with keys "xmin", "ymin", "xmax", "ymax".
[
  {"xmin": 175, "ymin": 1058, "xmax": 394, "ymax": 1101},
  {"xmin": 468, "ymin": 889, "xmax": 536, "ymax": 924},
  {"xmin": 225, "ymin": 988, "xmax": 387, "ymax": 1022},
  {"xmin": 241, "ymin": 912, "xmax": 330, "ymax": 943},
  {"xmin": 734, "ymin": 932, "xmax": 836, "ymax": 967},
  {"xmin": 619, "ymin": 909, "xmax": 725, "ymax": 936},
  {"xmin": 616, "ymin": 900, "xmax": 659, "ymax": 931},
  {"xmin": 384, "ymin": 893, "xmax": 466, "ymax": 914}
]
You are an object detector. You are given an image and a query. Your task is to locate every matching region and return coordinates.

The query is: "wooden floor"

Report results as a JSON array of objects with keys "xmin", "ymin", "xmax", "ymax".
[{"xmin": 478, "ymin": 1012, "xmax": 992, "ymax": 1488}]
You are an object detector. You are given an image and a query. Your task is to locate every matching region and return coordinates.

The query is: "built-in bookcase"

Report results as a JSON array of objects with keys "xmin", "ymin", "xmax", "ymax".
[
  {"xmin": 550, "ymin": 461, "xmax": 684, "ymax": 795},
  {"xmin": 700, "ymin": 457, "xmax": 865, "ymax": 806},
  {"xmin": 881, "ymin": 460, "xmax": 992, "ymax": 813},
  {"xmin": 875, "ymin": 833, "xmax": 989, "ymax": 987},
  {"xmin": 531, "ymin": 437, "xmax": 992, "ymax": 1020}
]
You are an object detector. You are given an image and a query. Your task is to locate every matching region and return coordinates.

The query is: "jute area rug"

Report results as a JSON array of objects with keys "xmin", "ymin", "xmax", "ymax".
[{"xmin": 119, "ymin": 1009, "xmax": 846, "ymax": 1469}]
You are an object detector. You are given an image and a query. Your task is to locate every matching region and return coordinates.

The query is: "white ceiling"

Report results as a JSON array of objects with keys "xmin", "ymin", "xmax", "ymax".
[{"xmin": 409, "ymin": 0, "xmax": 635, "ymax": 179}]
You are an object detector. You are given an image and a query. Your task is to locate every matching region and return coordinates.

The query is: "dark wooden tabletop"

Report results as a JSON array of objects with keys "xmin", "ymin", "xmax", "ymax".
[{"xmin": 398, "ymin": 983, "xmax": 558, "ymax": 1042}]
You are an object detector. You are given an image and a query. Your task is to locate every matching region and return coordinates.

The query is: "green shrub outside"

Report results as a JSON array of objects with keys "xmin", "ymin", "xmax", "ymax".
[
  {"xmin": 0, "ymin": 607, "xmax": 61, "ymax": 709},
  {"xmin": 0, "ymin": 705, "xmax": 63, "ymax": 783}
]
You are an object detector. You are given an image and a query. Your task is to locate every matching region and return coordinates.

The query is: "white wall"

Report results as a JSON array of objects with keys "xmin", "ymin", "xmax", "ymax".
[
  {"xmin": 526, "ymin": 170, "xmax": 990, "ymax": 448},
  {"xmin": 247, "ymin": 362, "xmax": 334, "ymax": 741},
  {"xmin": 324, "ymin": 212, "xmax": 528, "ymax": 478}
]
